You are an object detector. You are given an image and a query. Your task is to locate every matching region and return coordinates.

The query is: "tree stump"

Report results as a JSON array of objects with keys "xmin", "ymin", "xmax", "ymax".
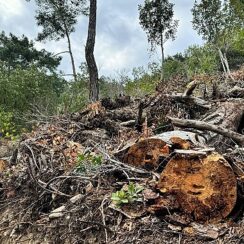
[
  {"xmin": 157, "ymin": 152, "xmax": 237, "ymax": 222},
  {"xmin": 123, "ymin": 138, "xmax": 170, "ymax": 169},
  {"xmin": 123, "ymin": 131, "xmax": 206, "ymax": 169}
]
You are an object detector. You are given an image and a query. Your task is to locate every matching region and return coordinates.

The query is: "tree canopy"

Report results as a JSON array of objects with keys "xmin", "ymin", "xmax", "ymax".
[
  {"xmin": 0, "ymin": 32, "xmax": 61, "ymax": 72},
  {"xmin": 192, "ymin": 0, "xmax": 243, "ymax": 79},
  {"xmin": 27, "ymin": 0, "xmax": 88, "ymax": 81},
  {"xmin": 192, "ymin": 0, "xmax": 242, "ymax": 45},
  {"xmin": 29, "ymin": 0, "xmax": 87, "ymax": 42},
  {"xmin": 230, "ymin": 0, "xmax": 244, "ymax": 19}
]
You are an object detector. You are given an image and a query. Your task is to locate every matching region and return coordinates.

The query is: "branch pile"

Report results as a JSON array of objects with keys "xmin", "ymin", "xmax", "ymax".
[{"xmin": 0, "ymin": 75, "xmax": 244, "ymax": 243}]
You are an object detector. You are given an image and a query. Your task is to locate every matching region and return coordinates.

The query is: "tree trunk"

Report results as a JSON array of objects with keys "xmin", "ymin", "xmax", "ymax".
[
  {"xmin": 160, "ymin": 34, "xmax": 165, "ymax": 81},
  {"xmin": 85, "ymin": 0, "xmax": 99, "ymax": 102},
  {"xmin": 64, "ymin": 23, "xmax": 77, "ymax": 82},
  {"xmin": 223, "ymin": 51, "xmax": 235, "ymax": 81},
  {"xmin": 218, "ymin": 48, "xmax": 235, "ymax": 81},
  {"xmin": 218, "ymin": 48, "xmax": 227, "ymax": 76}
]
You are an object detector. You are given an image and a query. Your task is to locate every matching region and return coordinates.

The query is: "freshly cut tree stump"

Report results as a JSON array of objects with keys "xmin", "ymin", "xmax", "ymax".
[
  {"xmin": 157, "ymin": 152, "xmax": 237, "ymax": 222},
  {"xmin": 124, "ymin": 138, "xmax": 170, "ymax": 169}
]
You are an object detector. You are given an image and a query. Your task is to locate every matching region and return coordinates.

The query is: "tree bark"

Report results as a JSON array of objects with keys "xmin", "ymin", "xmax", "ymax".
[
  {"xmin": 218, "ymin": 48, "xmax": 227, "ymax": 76},
  {"xmin": 63, "ymin": 22, "xmax": 77, "ymax": 82},
  {"xmin": 85, "ymin": 0, "xmax": 99, "ymax": 102},
  {"xmin": 218, "ymin": 48, "xmax": 235, "ymax": 81},
  {"xmin": 160, "ymin": 34, "xmax": 165, "ymax": 81},
  {"xmin": 223, "ymin": 51, "xmax": 235, "ymax": 81}
]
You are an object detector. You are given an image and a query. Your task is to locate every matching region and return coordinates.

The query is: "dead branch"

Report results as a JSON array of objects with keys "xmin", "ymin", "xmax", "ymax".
[
  {"xmin": 183, "ymin": 80, "xmax": 202, "ymax": 96},
  {"xmin": 168, "ymin": 94, "xmax": 211, "ymax": 109},
  {"xmin": 227, "ymin": 86, "xmax": 244, "ymax": 98},
  {"xmin": 168, "ymin": 117, "xmax": 244, "ymax": 146}
]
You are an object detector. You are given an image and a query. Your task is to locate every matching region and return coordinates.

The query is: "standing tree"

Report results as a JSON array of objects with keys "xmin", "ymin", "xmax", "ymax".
[
  {"xmin": 85, "ymin": 0, "xmax": 99, "ymax": 102},
  {"xmin": 138, "ymin": 0, "xmax": 179, "ymax": 80},
  {"xmin": 27, "ymin": 0, "xmax": 87, "ymax": 81},
  {"xmin": 192, "ymin": 0, "xmax": 243, "ymax": 80}
]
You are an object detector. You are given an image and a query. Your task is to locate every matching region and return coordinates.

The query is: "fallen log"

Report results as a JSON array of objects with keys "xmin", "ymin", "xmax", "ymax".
[
  {"xmin": 122, "ymin": 131, "xmax": 206, "ymax": 169},
  {"xmin": 201, "ymin": 100, "xmax": 244, "ymax": 131},
  {"xmin": 123, "ymin": 138, "xmax": 170, "ymax": 169},
  {"xmin": 168, "ymin": 117, "xmax": 244, "ymax": 146},
  {"xmin": 157, "ymin": 152, "xmax": 237, "ymax": 222},
  {"xmin": 122, "ymin": 130, "xmax": 240, "ymax": 223}
]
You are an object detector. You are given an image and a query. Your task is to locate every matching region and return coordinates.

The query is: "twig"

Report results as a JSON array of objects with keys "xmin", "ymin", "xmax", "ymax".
[
  {"xmin": 77, "ymin": 220, "xmax": 113, "ymax": 232},
  {"xmin": 109, "ymin": 205, "xmax": 134, "ymax": 219},
  {"xmin": 24, "ymin": 143, "xmax": 40, "ymax": 170},
  {"xmin": 94, "ymin": 144, "xmax": 150, "ymax": 175},
  {"xmin": 100, "ymin": 197, "xmax": 109, "ymax": 243}
]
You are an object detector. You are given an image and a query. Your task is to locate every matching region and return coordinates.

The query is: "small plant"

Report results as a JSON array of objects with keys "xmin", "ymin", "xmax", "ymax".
[
  {"xmin": 111, "ymin": 182, "xmax": 144, "ymax": 207},
  {"xmin": 0, "ymin": 109, "xmax": 18, "ymax": 140},
  {"xmin": 76, "ymin": 152, "xmax": 103, "ymax": 173}
]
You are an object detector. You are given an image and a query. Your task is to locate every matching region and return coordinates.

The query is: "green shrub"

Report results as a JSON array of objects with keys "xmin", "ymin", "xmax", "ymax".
[{"xmin": 0, "ymin": 109, "xmax": 18, "ymax": 140}]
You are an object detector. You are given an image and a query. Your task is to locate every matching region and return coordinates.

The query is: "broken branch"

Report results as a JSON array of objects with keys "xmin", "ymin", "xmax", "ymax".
[{"xmin": 168, "ymin": 117, "xmax": 244, "ymax": 146}]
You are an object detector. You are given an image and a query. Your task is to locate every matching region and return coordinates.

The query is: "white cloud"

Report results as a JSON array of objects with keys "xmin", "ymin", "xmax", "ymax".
[
  {"xmin": 0, "ymin": 0, "xmax": 204, "ymax": 77},
  {"xmin": 0, "ymin": 0, "xmax": 24, "ymax": 21}
]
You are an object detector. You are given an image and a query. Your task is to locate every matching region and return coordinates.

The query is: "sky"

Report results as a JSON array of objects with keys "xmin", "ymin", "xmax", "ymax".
[{"xmin": 0, "ymin": 0, "xmax": 204, "ymax": 78}]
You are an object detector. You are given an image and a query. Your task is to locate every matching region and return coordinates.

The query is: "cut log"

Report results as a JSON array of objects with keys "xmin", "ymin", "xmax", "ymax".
[
  {"xmin": 122, "ymin": 131, "xmax": 206, "ymax": 169},
  {"xmin": 157, "ymin": 152, "xmax": 237, "ymax": 222},
  {"xmin": 123, "ymin": 138, "xmax": 170, "ymax": 169},
  {"xmin": 0, "ymin": 159, "xmax": 7, "ymax": 173}
]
